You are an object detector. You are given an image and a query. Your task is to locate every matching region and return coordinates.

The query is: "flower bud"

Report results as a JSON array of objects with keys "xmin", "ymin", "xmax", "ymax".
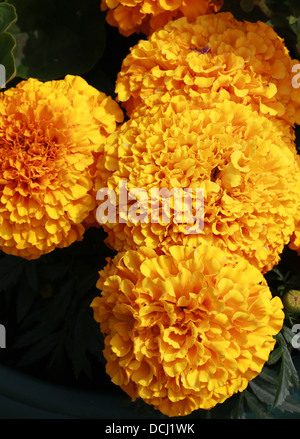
[{"xmin": 283, "ymin": 290, "xmax": 300, "ymax": 313}]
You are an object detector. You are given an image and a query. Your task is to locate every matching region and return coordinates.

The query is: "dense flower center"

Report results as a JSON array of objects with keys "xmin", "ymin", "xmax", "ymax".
[{"xmin": 0, "ymin": 133, "xmax": 61, "ymax": 182}]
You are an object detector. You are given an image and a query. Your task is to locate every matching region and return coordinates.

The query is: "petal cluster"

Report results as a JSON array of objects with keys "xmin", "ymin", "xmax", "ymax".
[
  {"xmin": 97, "ymin": 95, "xmax": 300, "ymax": 273},
  {"xmin": 91, "ymin": 244, "xmax": 284, "ymax": 417},
  {"xmin": 289, "ymin": 154, "xmax": 300, "ymax": 255},
  {"xmin": 101, "ymin": 0, "xmax": 223, "ymax": 36},
  {"xmin": 0, "ymin": 75, "xmax": 123, "ymax": 259},
  {"xmin": 91, "ymin": 10, "xmax": 298, "ymax": 418},
  {"xmin": 115, "ymin": 12, "xmax": 300, "ymax": 126},
  {"xmin": 290, "ymin": 223, "xmax": 300, "ymax": 255}
]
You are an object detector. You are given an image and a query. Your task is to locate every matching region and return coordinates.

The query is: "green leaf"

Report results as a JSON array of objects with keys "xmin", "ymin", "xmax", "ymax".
[
  {"xmin": 267, "ymin": 346, "xmax": 283, "ymax": 366},
  {"xmin": 249, "ymin": 369, "xmax": 300, "ymax": 415},
  {"xmin": 10, "ymin": 0, "xmax": 106, "ymax": 81},
  {"xmin": 282, "ymin": 325, "xmax": 300, "ymax": 351},
  {"xmin": 249, "ymin": 377, "xmax": 277, "ymax": 407},
  {"xmin": 0, "ymin": 2, "xmax": 17, "ymax": 33},
  {"xmin": 0, "ymin": 2, "xmax": 17, "ymax": 86},
  {"xmin": 230, "ymin": 394, "xmax": 247, "ymax": 419},
  {"xmin": 244, "ymin": 390, "xmax": 277, "ymax": 419},
  {"xmin": 273, "ymin": 333, "xmax": 300, "ymax": 407}
]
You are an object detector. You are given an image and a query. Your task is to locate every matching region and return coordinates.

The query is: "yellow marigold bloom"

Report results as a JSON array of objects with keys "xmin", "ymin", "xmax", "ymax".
[
  {"xmin": 289, "ymin": 154, "xmax": 300, "ymax": 255},
  {"xmin": 91, "ymin": 244, "xmax": 284, "ymax": 417},
  {"xmin": 101, "ymin": 0, "xmax": 223, "ymax": 36},
  {"xmin": 290, "ymin": 223, "xmax": 300, "ymax": 255},
  {"xmin": 0, "ymin": 75, "xmax": 123, "ymax": 259},
  {"xmin": 96, "ymin": 95, "xmax": 300, "ymax": 273},
  {"xmin": 115, "ymin": 12, "xmax": 300, "ymax": 125}
]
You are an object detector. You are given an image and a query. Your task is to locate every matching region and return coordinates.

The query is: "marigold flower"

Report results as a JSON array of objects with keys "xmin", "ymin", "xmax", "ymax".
[
  {"xmin": 91, "ymin": 244, "xmax": 284, "ymax": 416},
  {"xmin": 101, "ymin": 0, "xmax": 223, "ymax": 36},
  {"xmin": 96, "ymin": 95, "xmax": 300, "ymax": 273},
  {"xmin": 289, "ymin": 154, "xmax": 300, "ymax": 255},
  {"xmin": 290, "ymin": 223, "xmax": 300, "ymax": 255},
  {"xmin": 0, "ymin": 75, "xmax": 123, "ymax": 259},
  {"xmin": 115, "ymin": 12, "xmax": 300, "ymax": 126}
]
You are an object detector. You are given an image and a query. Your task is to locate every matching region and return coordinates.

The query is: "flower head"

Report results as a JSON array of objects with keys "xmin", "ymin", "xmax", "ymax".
[
  {"xmin": 96, "ymin": 95, "xmax": 300, "ymax": 273},
  {"xmin": 115, "ymin": 13, "xmax": 300, "ymax": 126},
  {"xmin": 0, "ymin": 75, "xmax": 123, "ymax": 259},
  {"xmin": 101, "ymin": 0, "xmax": 223, "ymax": 36},
  {"xmin": 91, "ymin": 244, "xmax": 284, "ymax": 417},
  {"xmin": 289, "ymin": 154, "xmax": 300, "ymax": 255},
  {"xmin": 290, "ymin": 223, "xmax": 300, "ymax": 255}
]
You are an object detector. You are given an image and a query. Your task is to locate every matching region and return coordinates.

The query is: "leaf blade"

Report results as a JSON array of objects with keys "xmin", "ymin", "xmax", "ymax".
[{"xmin": 273, "ymin": 333, "xmax": 300, "ymax": 407}]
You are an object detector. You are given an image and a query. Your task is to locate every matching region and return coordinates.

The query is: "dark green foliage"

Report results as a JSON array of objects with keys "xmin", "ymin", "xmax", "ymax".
[
  {"xmin": 0, "ymin": 1, "xmax": 17, "ymax": 85},
  {"xmin": 9, "ymin": 0, "xmax": 107, "ymax": 80},
  {"xmin": 0, "ymin": 228, "xmax": 116, "ymax": 388}
]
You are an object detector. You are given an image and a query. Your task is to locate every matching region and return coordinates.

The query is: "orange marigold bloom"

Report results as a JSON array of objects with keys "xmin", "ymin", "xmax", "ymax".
[
  {"xmin": 91, "ymin": 244, "xmax": 284, "ymax": 417},
  {"xmin": 0, "ymin": 75, "xmax": 123, "ymax": 259},
  {"xmin": 289, "ymin": 153, "xmax": 300, "ymax": 255},
  {"xmin": 96, "ymin": 95, "xmax": 300, "ymax": 273},
  {"xmin": 290, "ymin": 223, "xmax": 300, "ymax": 255},
  {"xmin": 115, "ymin": 12, "xmax": 300, "ymax": 126},
  {"xmin": 101, "ymin": 0, "xmax": 223, "ymax": 36}
]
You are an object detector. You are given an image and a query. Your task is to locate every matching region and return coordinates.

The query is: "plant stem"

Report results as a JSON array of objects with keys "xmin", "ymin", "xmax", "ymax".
[{"xmin": 255, "ymin": 0, "xmax": 273, "ymax": 17}]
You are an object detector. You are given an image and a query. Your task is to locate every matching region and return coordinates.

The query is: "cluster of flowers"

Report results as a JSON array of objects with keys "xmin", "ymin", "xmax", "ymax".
[
  {"xmin": 0, "ymin": 0, "xmax": 299, "ymax": 417},
  {"xmin": 91, "ymin": 6, "xmax": 300, "ymax": 416}
]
